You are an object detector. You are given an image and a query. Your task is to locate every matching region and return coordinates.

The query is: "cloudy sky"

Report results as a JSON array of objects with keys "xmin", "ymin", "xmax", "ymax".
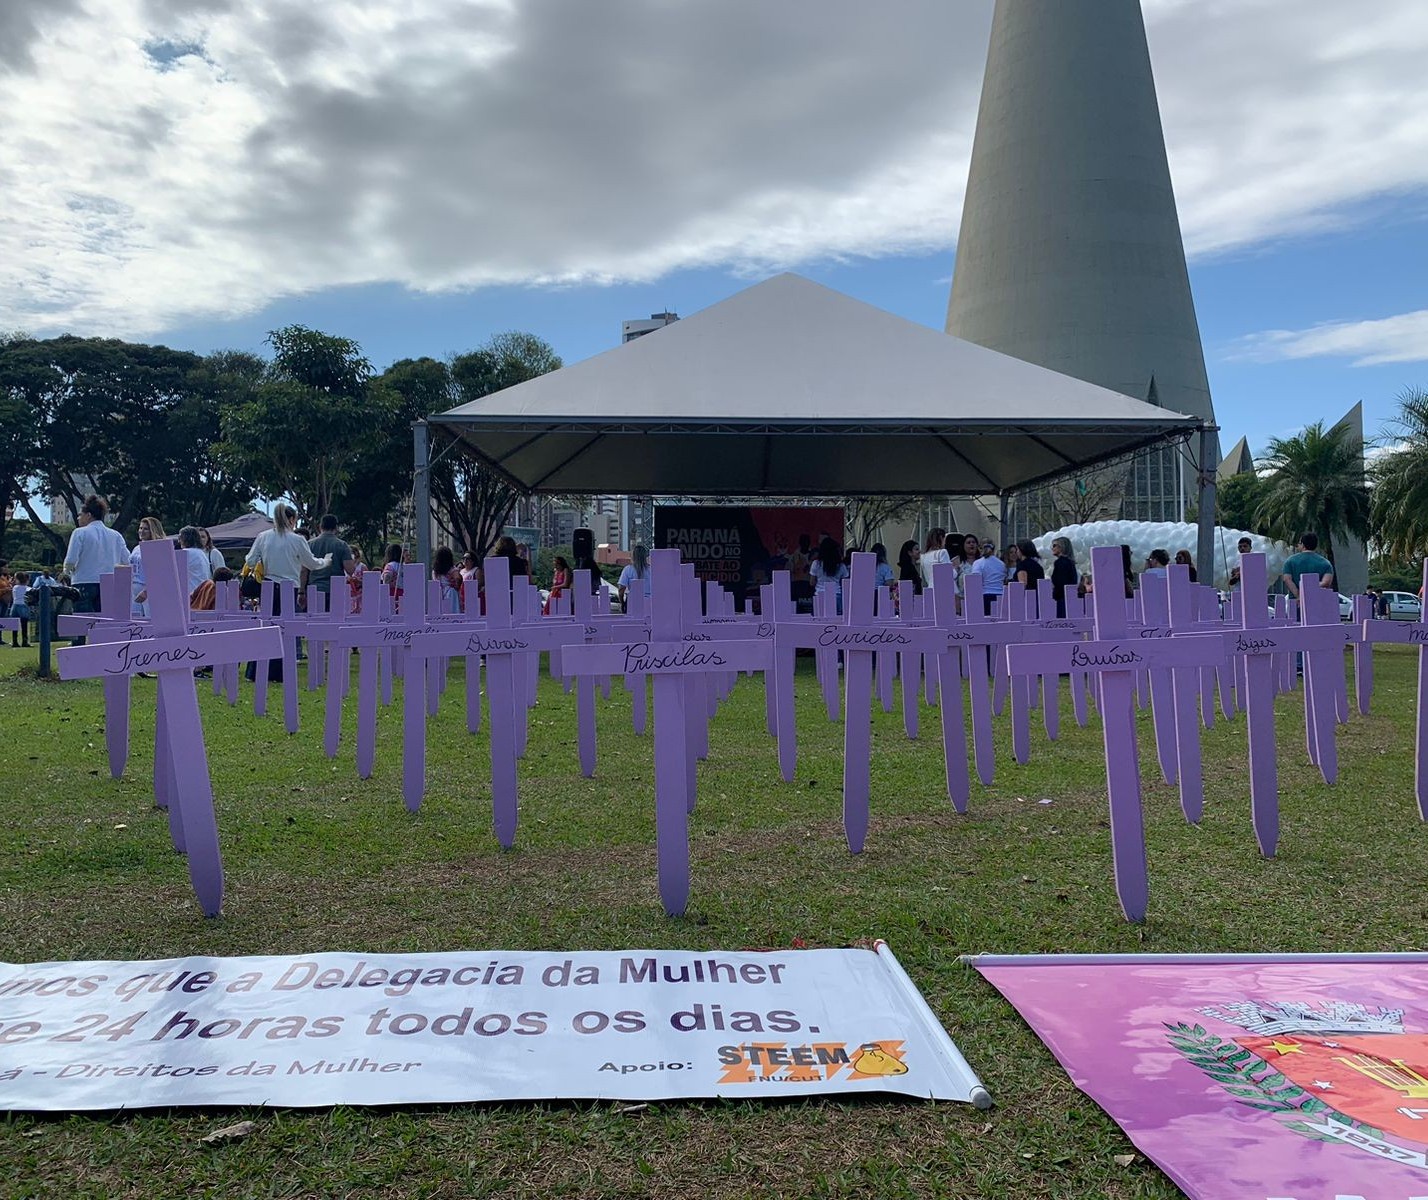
[{"xmin": 3, "ymin": 0, "xmax": 1428, "ymax": 456}]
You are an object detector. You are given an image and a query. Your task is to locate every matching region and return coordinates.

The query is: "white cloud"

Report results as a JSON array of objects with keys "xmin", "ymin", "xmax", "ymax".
[
  {"xmin": 1233, "ymin": 310, "xmax": 1428, "ymax": 366},
  {"xmin": 2, "ymin": 0, "xmax": 1428, "ymax": 337}
]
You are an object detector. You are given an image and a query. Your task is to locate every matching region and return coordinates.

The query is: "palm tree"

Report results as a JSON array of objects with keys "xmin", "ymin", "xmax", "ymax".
[
  {"xmin": 1254, "ymin": 420, "xmax": 1370, "ymax": 563},
  {"xmin": 1371, "ymin": 387, "xmax": 1428, "ymax": 562}
]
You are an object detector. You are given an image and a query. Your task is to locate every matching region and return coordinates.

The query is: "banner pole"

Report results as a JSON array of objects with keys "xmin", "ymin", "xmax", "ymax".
[{"xmin": 876, "ymin": 940, "xmax": 992, "ymax": 1109}]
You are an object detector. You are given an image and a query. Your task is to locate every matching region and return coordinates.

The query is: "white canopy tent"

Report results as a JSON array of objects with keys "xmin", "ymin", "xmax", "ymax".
[{"xmin": 418, "ymin": 274, "xmax": 1215, "ymax": 563}]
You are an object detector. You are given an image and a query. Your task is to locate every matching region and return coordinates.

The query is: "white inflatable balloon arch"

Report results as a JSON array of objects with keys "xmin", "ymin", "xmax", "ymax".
[{"xmin": 1031, "ymin": 521, "xmax": 1290, "ymax": 591}]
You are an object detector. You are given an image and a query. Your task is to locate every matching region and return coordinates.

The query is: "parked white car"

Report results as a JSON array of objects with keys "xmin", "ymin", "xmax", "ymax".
[
  {"xmin": 1337, "ymin": 593, "xmax": 1354, "ymax": 621},
  {"xmin": 1382, "ymin": 590, "xmax": 1424, "ymax": 621}
]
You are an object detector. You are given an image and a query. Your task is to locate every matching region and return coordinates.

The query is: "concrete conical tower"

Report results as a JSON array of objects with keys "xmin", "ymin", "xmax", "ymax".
[{"xmin": 946, "ymin": 0, "xmax": 1215, "ymax": 531}]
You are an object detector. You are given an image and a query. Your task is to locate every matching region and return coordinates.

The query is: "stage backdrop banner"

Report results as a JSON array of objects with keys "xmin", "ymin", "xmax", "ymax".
[
  {"xmin": 0, "ymin": 943, "xmax": 989, "ymax": 1111},
  {"xmin": 973, "ymin": 953, "xmax": 1428, "ymax": 1200},
  {"xmin": 655, "ymin": 505, "xmax": 844, "ymax": 605}
]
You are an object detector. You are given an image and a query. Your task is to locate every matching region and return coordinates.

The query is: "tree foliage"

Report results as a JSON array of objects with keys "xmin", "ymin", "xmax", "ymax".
[
  {"xmin": 428, "ymin": 332, "xmax": 563, "ymax": 557},
  {"xmin": 1214, "ymin": 471, "xmax": 1272, "ymax": 535},
  {"xmin": 1371, "ymin": 386, "xmax": 1428, "ymax": 563},
  {"xmin": 0, "ymin": 325, "xmax": 563, "ymax": 564},
  {"xmin": 1254, "ymin": 420, "xmax": 1370, "ymax": 558},
  {"xmin": 0, "ymin": 334, "xmax": 231, "ymax": 550},
  {"xmin": 217, "ymin": 325, "xmax": 393, "ymax": 523},
  {"xmin": 347, "ymin": 357, "xmax": 453, "ymax": 551}
]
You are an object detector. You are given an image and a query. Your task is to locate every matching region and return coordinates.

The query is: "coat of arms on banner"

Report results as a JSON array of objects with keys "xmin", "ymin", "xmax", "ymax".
[{"xmin": 1168, "ymin": 1000, "xmax": 1428, "ymax": 1169}]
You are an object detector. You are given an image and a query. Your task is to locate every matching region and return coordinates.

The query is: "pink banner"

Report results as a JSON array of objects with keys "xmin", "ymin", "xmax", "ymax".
[{"xmin": 974, "ymin": 954, "xmax": 1428, "ymax": 1200}]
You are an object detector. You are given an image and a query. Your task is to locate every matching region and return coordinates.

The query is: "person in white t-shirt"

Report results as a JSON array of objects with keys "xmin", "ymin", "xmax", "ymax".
[
  {"xmin": 919, "ymin": 528, "xmax": 951, "ymax": 591},
  {"xmin": 243, "ymin": 505, "xmax": 330, "ymax": 682},
  {"xmin": 970, "ymin": 546, "xmax": 1008, "ymax": 616},
  {"xmin": 177, "ymin": 527, "xmax": 216, "ymax": 599},
  {"xmin": 198, "ymin": 528, "xmax": 225, "ymax": 577},
  {"xmin": 64, "ymin": 495, "xmax": 124, "ymax": 615}
]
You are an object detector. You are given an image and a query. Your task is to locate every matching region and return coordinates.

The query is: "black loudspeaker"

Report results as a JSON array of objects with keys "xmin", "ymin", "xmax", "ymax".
[{"xmin": 572, "ymin": 527, "xmax": 601, "ymax": 593}]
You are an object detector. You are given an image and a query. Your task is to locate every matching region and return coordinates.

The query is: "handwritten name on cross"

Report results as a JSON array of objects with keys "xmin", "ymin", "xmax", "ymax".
[
  {"xmin": 1224, "ymin": 555, "xmax": 1350, "ymax": 855},
  {"xmin": 1007, "ymin": 545, "xmax": 1225, "ymax": 923},
  {"xmin": 558, "ymin": 549, "xmax": 770, "ymax": 916},
  {"xmin": 408, "ymin": 557, "xmax": 582, "ymax": 843},
  {"xmin": 59, "ymin": 540, "xmax": 280, "ymax": 916}
]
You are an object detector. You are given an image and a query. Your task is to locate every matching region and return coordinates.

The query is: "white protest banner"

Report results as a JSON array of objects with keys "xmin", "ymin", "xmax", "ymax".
[{"xmin": 0, "ymin": 943, "xmax": 990, "ymax": 1110}]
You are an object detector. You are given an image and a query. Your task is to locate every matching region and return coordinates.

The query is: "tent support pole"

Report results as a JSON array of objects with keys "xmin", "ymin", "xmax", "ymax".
[
  {"xmin": 1195, "ymin": 424, "xmax": 1219, "ymax": 585},
  {"xmin": 414, "ymin": 419, "xmax": 432, "ymax": 569},
  {"xmin": 998, "ymin": 493, "xmax": 1009, "ymax": 545}
]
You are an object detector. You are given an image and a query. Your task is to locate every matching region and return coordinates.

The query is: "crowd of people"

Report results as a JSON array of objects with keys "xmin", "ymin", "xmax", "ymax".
[{"xmin": 0, "ymin": 503, "xmax": 1399, "ymax": 660}]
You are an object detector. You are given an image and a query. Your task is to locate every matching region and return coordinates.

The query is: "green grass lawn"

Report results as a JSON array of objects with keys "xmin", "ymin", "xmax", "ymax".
[{"xmin": 0, "ymin": 644, "xmax": 1422, "ymax": 1198}]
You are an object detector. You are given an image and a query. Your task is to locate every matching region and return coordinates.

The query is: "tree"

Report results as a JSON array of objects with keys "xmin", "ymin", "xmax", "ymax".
[
  {"xmin": 1254, "ymin": 420, "xmax": 1370, "ymax": 559},
  {"xmin": 217, "ymin": 326, "xmax": 393, "ymax": 523},
  {"xmin": 427, "ymin": 332, "xmax": 563, "ymax": 557},
  {"xmin": 345, "ymin": 357, "xmax": 454, "ymax": 551},
  {"xmin": 840, "ymin": 496, "xmax": 927, "ymax": 550},
  {"xmin": 1215, "ymin": 471, "xmax": 1272, "ymax": 535},
  {"xmin": 1049, "ymin": 466, "xmax": 1131, "ymax": 526},
  {"xmin": 142, "ymin": 352, "xmax": 260, "ymax": 529},
  {"xmin": 1371, "ymin": 386, "xmax": 1428, "ymax": 563},
  {"xmin": 0, "ymin": 389, "xmax": 34, "ymax": 557},
  {"xmin": 0, "ymin": 335, "xmax": 205, "ymax": 549}
]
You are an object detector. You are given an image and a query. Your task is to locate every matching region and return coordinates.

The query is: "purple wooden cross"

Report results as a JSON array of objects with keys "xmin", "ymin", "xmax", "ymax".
[
  {"xmin": 408, "ymin": 557, "xmax": 582, "ymax": 843},
  {"xmin": 58, "ymin": 540, "xmax": 279, "ymax": 916},
  {"xmin": 1166, "ymin": 564, "xmax": 1206, "ymax": 824},
  {"xmin": 1136, "ymin": 573, "xmax": 1181, "ymax": 786},
  {"xmin": 1226, "ymin": 556, "xmax": 1351, "ymax": 853},
  {"xmin": 1007, "ymin": 545, "xmax": 1225, "ymax": 922},
  {"xmin": 99, "ymin": 568, "xmax": 132, "ymax": 780},
  {"xmin": 1362, "ymin": 562, "xmax": 1428, "ymax": 817},
  {"xmin": 958, "ymin": 570, "xmax": 1027, "ymax": 787},
  {"xmin": 1351, "ymin": 592, "xmax": 1375, "ymax": 715},
  {"xmin": 559, "ymin": 549, "xmax": 770, "ymax": 915}
]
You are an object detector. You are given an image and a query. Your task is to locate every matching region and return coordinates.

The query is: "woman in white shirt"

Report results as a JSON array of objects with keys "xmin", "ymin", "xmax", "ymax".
[
  {"xmin": 808, "ymin": 536, "xmax": 849, "ymax": 615},
  {"xmin": 130, "ymin": 516, "xmax": 165, "ymax": 616},
  {"xmin": 198, "ymin": 528, "xmax": 226, "ymax": 577},
  {"xmin": 244, "ymin": 506, "xmax": 331, "ymax": 587},
  {"xmin": 177, "ymin": 527, "xmax": 216, "ymax": 599},
  {"xmin": 920, "ymin": 528, "xmax": 951, "ymax": 591},
  {"xmin": 243, "ymin": 506, "xmax": 330, "ymax": 682}
]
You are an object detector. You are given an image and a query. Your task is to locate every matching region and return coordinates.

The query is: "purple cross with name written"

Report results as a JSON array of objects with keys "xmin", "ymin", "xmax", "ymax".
[
  {"xmin": 1361, "ymin": 562, "xmax": 1428, "ymax": 818},
  {"xmin": 58, "ymin": 540, "xmax": 280, "ymax": 916},
  {"xmin": 407, "ymin": 557, "xmax": 584, "ymax": 843},
  {"xmin": 1007, "ymin": 545, "xmax": 1226, "ymax": 923},
  {"xmin": 558, "ymin": 549, "xmax": 771, "ymax": 916}
]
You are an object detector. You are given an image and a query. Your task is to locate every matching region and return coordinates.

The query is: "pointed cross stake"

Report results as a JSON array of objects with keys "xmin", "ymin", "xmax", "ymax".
[
  {"xmin": 58, "ymin": 541, "xmax": 279, "ymax": 916},
  {"xmin": 1166, "ymin": 564, "xmax": 1206, "ymax": 824},
  {"xmin": 1136, "ymin": 573, "xmax": 1181, "ymax": 786},
  {"xmin": 1003, "ymin": 582, "xmax": 1033, "ymax": 763},
  {"xmin": 406, "ymin": 557, "xmax": 582, "ymax": 843},
  {"xmin": 1297, "ymin": 577, "xmax": 1349, "ymax": 781},
  {"xmin": 957, "ymin": 571, "xmax": 1027, "ymax": 787},
  {"xmin": 896, "ymin": 580, "xmax": 921, "ymax": 740},
  {"xmin": 571, "ymin": 572, "xmax": 601, "ymax": 778},
  {"xmin": 1351, "ymin": 593, "xmax": 1375, "ymax": 715},
  {"xmin": 1021, "ymin": 590, "xmax": 1097, "ymax": 743},
  {"xmin": 927, "ymin": 562, "xmax": 972, "ymax": 815},
  {"xmin": 1361, "ymin": 561, "xmax": 1428, "ymax": 818},
  {"xmin": 327, "ymin": 573, "xmax": 402, "ymax": 779},
  {"xmin": 1226, "ymin": 555, "xmax": 1352, "ymax": 853},
  {"xmin": 99, "ymin": 568, "xmax": 133, "ymax": 779},
  {"xmin": 558, "ymin": 549, "xmax": 770, "ymax": 915},
  {"xmin": 1007, "ymin": 545, "xmax": 1225, "ymax": 922}
]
